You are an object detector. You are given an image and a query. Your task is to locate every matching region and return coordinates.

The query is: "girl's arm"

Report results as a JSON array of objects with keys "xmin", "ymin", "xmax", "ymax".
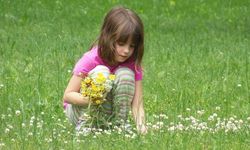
[
  {"xmin": 63, "ymin": 75, "xmax": 89, "ymax": 106},
  {"xmin": 132, "ymin": 80, "xmax": 147, "ymax": 134}
]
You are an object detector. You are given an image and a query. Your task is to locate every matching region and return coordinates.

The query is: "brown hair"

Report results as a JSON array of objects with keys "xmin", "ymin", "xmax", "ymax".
[{"xmin": 97, "ymin": 6, "xmax": 144, "ymax": 67}]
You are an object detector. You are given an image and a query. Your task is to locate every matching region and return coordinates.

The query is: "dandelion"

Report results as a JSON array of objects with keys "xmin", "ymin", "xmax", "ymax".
[
  {"xmin": 215, "ymin": 106, "xmax": 221, "ymax": 111},
  {"xmin": 197, "ymin": 110, "xmax": 205, "ymax": 115},
  {"xmin": 104, "ymin": 130, "xmax": 111, "ymax": 135},
  {"xmin": 246, "ymin": 117, "xmax": 250, "ymax": 121},
  {"xmin": 156, "ymin": 121, "xmax": 164, "ymax": 126},
  {"xmin": 177, "ymin": 115, "xmax": 182, "ymax": 119},
  {"xmin": 28, "ymin": 132, "xmax": 33, "ymax": 136},
  {"xmin": 168, "ymin": 126, "xmax": 175, "ymax": 131},
  {"xmin": 31, "ymin": 116, "xmax": 35, "ymax": 120},
  {"xmin": 5, "ymin": 128, "xmax": 10, "ymax": 133},
  {"xmin": 159, "ymin": 114, "xmax": 168, "ymax": 119},
  {"xmin": 0, "ymin": 84, "xmax": 4, "ymax": 88},
  {"xmin": 15, "ymin": 110, "xmax": 21, "ymax": 116},
  {"xmin": 213, "ymin": 113, "xmax": 218, "ymax": 117},
  {"xmin": 37, "ymin": 122, "xmax": 43, "ymax": 128},
  {"xmin": 95, "ymin": 100, "xmax": 101, "ymax": 105},
  {"xmin": 208, "ymin": 115, "xmax": 214, "ymax": 121},
  {"xmin": 95, "ymin": 132, "xmax": 102, "ymax": 136},
  {"xmin": 131, "ymin": 133, "xmax": 137, "ymax": 139},
  {"xmin": 125, "ymin": 134, "xmax": 131, "ymax": 138},
  {"xmin": 30, "ymin": 121, "xmax": 34, "ymax": 126},
  {"xmin": 0, "ymin": 142, "xmax": 5, "ymax": 147},
  {"xmin": 176, "ymin": 123, "xmax": 184, "ymax": 131},
  {"xmin": 7, "ymin": 125, "xmax": 13, "ymax": 129},
  {"xmin": 152, "ymin": 124, "xmax": 159, "ymax": 130},
  {"xmin": 109, "ymin": 74, "xmax": 115, "ymax": 80},
  {"xmin": 153, "ymin": 114, "xmax": 158, "ymax": 118},
  {"xmin": 146, "ymin": 122, "xmax": 152, "ymax": 126},
  {"xmin": 1, "ymin": 114, "xmax": 6, "ymax": 120}
]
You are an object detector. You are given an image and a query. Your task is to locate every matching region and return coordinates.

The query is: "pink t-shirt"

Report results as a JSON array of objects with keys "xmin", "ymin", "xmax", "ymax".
[{"xmin": 72, "ymin": 47, "xmax": 143, "ymax": 80}]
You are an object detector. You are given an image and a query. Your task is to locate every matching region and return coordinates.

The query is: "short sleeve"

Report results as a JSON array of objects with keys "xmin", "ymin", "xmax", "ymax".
[
  {"xmin": 72, "ymin": 54, "xmax": 96, "ymax": 77},
  {"xmin": 135, "ymin": 66, "xmax": 143, "ymax": 81}
]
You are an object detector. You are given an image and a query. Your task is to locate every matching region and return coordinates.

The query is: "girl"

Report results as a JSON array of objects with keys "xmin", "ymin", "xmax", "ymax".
[{"xmin": 63, "ymin": 6, "xmax": 147, "ymax": 134}]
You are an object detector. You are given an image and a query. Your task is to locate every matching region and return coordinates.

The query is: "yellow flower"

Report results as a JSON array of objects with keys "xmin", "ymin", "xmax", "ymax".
[
  {"xmin": 92, "ymin": 84, "xmax": 99, "ymax": 92},
  {"xmin": 81, "ymin": 83, "xmax": 86, "ymax": 89},
  {"xmin": 84, "ymin": 77, "xmax": 91, "ymax": 84},
  {"xmin": 97, "ymin": 93, "xmax": 103, "ymax": 98},
  {"xmin": 99, "ymin": 85, "xmax": 105, "ymax": 91},
  {"xmin": 91, "ymin": 93, "xmax": 97, "ymax": 98},
  {"xmin": 81, "ymin": 92, "xmax": 87, "ymax": 97},
  {"xmin": 96, "ymin": 73, "xmax": 106, "ymax": 84},
  {"xmin": 95, "ymin": 100, "xmax": 102, "ymax": 105},
  {"xmin": 109, "ymin": 74, "xmax": 116, "ymax": 80},
  {"xmin": 97, "ymin": 73, "xmax": 105, "ymax": 79}
]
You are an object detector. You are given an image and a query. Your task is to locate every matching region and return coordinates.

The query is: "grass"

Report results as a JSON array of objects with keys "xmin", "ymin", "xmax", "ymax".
[{"xmin": 0, "ymin": 0, "xmax": 250, "ymax": 149}]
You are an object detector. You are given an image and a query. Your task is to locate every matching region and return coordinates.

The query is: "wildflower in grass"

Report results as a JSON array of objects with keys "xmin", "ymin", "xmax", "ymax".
[
  {"xmin": 247, "ymin": 117, "xmax": 250, "ymax": 121},
  {"xmin": 15, "ymin": 110, "xmax": 21, "ymax": 116},
  {"xmin": 177, "ymin": 115, "xmax": 183, "ymax": 119},
  {"xmin": 28, "ymin": 132, "xmax": 33, "ymax": 136},
  {"xmin": 0, "ymin": 142, "xmax": 5, "ymax": 147},
  {"xmin": 1, "ymin": 114, "xmax": 6, "ymax": 120},
  {"xmin": 168, "ymin": 126, "xmax": 175, "ymax": 131},
  {"xmin": 5, "ymin": 128, "xmax": 10, "ymax": 133},
  {"xmin": 215, "ymin": 106, "xmax": 221, "ymax": 111},
  {"xmin": 159, "ymin": 114, "xmax": 168, "ymax": 119},
  {"xmin": 7, "ymin": 125, "xmax": 13, "ymax": 129},
  {"xmin": 197, "ymin": 110, "xmax": 205, "ymax": 115}
]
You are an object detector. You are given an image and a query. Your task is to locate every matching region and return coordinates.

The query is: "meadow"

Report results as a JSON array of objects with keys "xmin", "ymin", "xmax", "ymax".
[{"xmin": 0, "ymin": 0, "xmax": 250, "ymax": 149}]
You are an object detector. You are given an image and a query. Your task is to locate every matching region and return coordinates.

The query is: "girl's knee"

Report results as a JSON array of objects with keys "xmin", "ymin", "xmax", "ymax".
[
  {"xmin": 93, "ymin": 65, "xmax": 110, "ymax": 72},
  {"xmin": 115, "ymin": 67, "xmax": 135, "ymax": 81},
  {"xmin": 89, "ymin": 65, "xmax": 110, "ymax": 78}
]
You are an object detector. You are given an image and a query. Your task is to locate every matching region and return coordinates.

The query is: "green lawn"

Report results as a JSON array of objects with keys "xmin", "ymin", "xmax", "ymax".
[{"xmin": 0, "ymin": 0, "xmax": 249, "ymax": 149}]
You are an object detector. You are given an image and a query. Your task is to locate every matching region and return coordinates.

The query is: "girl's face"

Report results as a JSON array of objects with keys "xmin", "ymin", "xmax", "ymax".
[{"xmin": 114, "ymin": 40, "xmax": 135, "ymax": 63}]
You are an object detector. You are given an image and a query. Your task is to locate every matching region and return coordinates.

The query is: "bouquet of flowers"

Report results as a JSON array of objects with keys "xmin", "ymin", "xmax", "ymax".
[{"xmin": 79, "ymin": 72, "xmax": 115, "ymax": 128}]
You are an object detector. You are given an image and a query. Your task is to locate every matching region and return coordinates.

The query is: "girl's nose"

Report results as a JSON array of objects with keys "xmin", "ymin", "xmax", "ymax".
[{"xmin": 123, "ymin": 46, "xmax": 130, "ymax": 54}]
